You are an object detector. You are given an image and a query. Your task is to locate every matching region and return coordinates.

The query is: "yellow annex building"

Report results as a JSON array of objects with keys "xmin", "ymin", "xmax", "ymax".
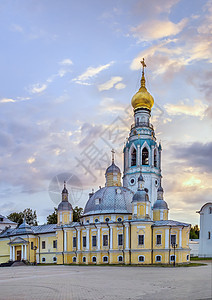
[{"xmin": 0, "ymin": 61, "xmax": 191, "ymax": 265}]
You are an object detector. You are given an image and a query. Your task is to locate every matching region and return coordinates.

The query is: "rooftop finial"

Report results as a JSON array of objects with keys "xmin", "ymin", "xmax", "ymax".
[
  {"xmin": 140, "ymin": 58, "xmax": 146, "ymax": 88},
  {"xmin": 111, "ymin": 149, "xmax": 115, "ymax": 164}
]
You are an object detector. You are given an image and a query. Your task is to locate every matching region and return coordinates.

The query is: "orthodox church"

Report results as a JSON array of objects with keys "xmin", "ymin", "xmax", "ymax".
[{"xmin": 0, "ymin": 60, "xmax": 190, "ymax": 265}]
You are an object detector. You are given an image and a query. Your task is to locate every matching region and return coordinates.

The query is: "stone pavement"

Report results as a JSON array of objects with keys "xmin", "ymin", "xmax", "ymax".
[{"xmin": 0, "ymin": 262, "xmax": 211, "ymax": 300}]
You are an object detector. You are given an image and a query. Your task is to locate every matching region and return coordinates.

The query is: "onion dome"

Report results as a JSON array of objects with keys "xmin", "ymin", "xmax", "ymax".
[
  {"xmin": 132, "ymin": 173, "xmax": 149, "ymax": 202},
  {"xmin": 58, "ymin": 181, "xmax": 73, "ymax": 211},
  {"xmin": 131, "ymin": 58, "xmax": 154, "ymax": 111},
  {"xmin": 105, "ymin": 162, "xmax": 120, "ymax": 174},
  {"xmin": 84, "ymin": 186, "xmax": 133, "ymax": 216},
  {"xmin": 153, "ymin": 185, "xmax": 168, "ymax": 210}
]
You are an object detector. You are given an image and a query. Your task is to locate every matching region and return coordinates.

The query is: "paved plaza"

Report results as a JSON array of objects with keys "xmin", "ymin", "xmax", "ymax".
[{"xmin": 0, "ymin": 262, "xmax": 211, "ymax": 300}]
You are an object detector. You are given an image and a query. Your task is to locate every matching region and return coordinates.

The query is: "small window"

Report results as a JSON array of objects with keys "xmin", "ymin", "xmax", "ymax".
[
  {"xmin": 138, "ymin": 255, "xmax": 145, "ymax": 262},
  {"xmin": 0, "ymin": 217, "xmax": 3, "ymax": 222},
  {"xmin": 92, "ymin": 256, "xmax": 97, "ymax": 263},
  {"xmin": 131, "ymin": 148, "xmax": 137, "ymax": 166},
  {"xmin": 156, "ymin": 235, "xmax": 161, "ymax": 245},
  {"xmin": 138, "ymin": 234, "xmax": 144, "ymax": 245},
  {"xmin": 95, "ymin": 218, "xmax": 99, "ymax": 223},
  {"xmin": 156, "ymin": 255, "xmax": 161, "ymax": 262},
  {"xmin": 42, "ymin": 257, "xmax": 46, "ymax": 262},
  {"xmin": 53, "ymin": 240, "xmax": 57, "ymax": 248},
  {"xmin": 170, "ymin": 255, "xmax": 175, "ymax": 262},
  {"xmin": 83, "ymin": 236, "xmax": 86, "ymax": 248},
  {"xmin": 105, "ymin": 217, "xmax": 110, "ymax": 222},
  {"xmin": 171, "ymin": 235, "xmax": 176, "ymax": 245},
  {"xmin": 73, "ymin": 256, "xmax": 76, "ymax": 263},
  {"xmin": 31, "ymin": 242, "xmax": 34, "ymax": 250},
  {"xmin": 118, "ymin": 234, "xmax": 123, "ymax": 246},
  {"xmin": 154, "ymin": 149, "xmax": 157, "ymax": 167},
  {"xmin": 118, "ymin": 256, "xmax": 123, "ymax": 262},
  {"xmin": 117, "ymin": 217, "xmax": 122, "ymax": 222},
  {"xmin": 209, "ymin": 207, "xmax": 212, "ymax": 214},
  {"xmin": 95, "ymin": 198, "xmax": 100, "ymax": 205},
  {"xmin": 42, "ymin": 241, "xmax": 46, "ymax": 249},
  {"xmin": 103, "ymin": 235, "xmax": 108, "ymax": 246},
  {"xmin": 86, "ymin": 220, "xmax": 89, "ymax": 224},
  {"xmin": 73, "ymin": 237, "xmax": 76, "ymax": 248},
  {"xmin": 53, "ymin": 256, "xmax": 57, "ymax": 262},
  {"xmin": 208, "ymin": 231, "xmax": 211, "ymax": 239},
  {"xmin": 103, "ymin": 256, "xmax": 108, "ymax": 262},
  {"xmin": 142, "ymin": 147, "xmax": 149, "ymax": 165},
  {"xmin": 92, "ymin": 235, "xmax": 97, "ymax": 247},
  {"xmin": 187, "ymin": 254, "xmax": 189, "ymax": 261},
  {"xmin": 83, "ymin": 256, "xmax": 86, "ymax": 263}
]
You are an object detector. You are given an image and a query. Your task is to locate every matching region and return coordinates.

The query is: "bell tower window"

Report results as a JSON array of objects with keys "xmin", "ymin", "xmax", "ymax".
[
  {"xmin": 142, "ymin": 147, "xmax": 149, "ymax": 165},
  {"xmin": 131, "ymin": 148, "xmax": 137, "ymax": 166},
  {"xmin": 154, "ymin": 149, "xmax": 157, "ymax": 167}
]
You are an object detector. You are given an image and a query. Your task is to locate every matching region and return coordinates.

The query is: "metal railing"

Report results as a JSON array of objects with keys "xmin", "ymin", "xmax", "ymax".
[{"xmin": 131, "ymin": 122, "xmax": 154, "ymax": 130}]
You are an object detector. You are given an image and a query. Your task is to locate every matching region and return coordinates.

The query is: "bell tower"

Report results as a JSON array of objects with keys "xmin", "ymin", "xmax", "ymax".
[{"xmin": 123, "ymin": 59, "xmax": 161, "ymax": 211}]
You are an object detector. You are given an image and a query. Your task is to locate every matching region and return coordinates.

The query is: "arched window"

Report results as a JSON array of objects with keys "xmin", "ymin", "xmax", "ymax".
[
  {"xmin": 92, "ymin": 256, "xmax": 97, "ymax": 263},
  {"xmin": 154, "ymin": 149, "xmax": 157, "ymax": 167},
  {"xmin": 118, "ymin": 256, "xmax": 123, "ymax": 262},
  {"xmin": 142, "ymin": 147, "xmax": 149, "ymax": 165},
  {"xmin": 138, "ymin": 255, "xmax": 145, "ymax": 262},
  {"xmin": 73, "ymin": 256, "xmax": 76, "ymax": 263},
  {"xmin": 131, "ymin": 148, "xmax": 136, "ymax": 166}
]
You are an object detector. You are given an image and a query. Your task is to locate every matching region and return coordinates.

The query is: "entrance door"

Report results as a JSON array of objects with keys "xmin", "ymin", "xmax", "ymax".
[{"xmin": 17, "ymin": 250, "xmax": 21, "ymax": 261}]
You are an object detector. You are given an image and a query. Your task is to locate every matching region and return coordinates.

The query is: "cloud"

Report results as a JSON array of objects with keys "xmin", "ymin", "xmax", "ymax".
[
  {"xmin": 115, "ymin": 82, "xmax": 126, "ymax": 90},
  {"xmin": 59, "ymin": 59, "xmax": 73, "ymax": 65},
  {"xmin": 0, "ymin": 97, "xmax": 31, "ymax": 104},
  {"xmin": 11, "ymin": 24, "xmax": 23, "ymax": 33},
  {"xmin": 30, "ymin": 83, "xmax": 47, "ymax": 94},
  {"xmin": 164, "ymin": 99, "xmax": 208, "ymax": 119},
  {"xmin": 73, "ymin": 61, "xmax": 114, "ymax": 85},
  {"xmin": 98, "ymin": 76, "xmax": 123, "ymax": 91},
  {"xmin": 172, "ymin": 142, "xmax": 212, "ymax": 173},
  {"xmin": 0, "ymin": 98, "xmax": 16, "ymax": 103},
  {"xmin": 131, "ymin": 19, "xmax": 187, "ymax": 42}
]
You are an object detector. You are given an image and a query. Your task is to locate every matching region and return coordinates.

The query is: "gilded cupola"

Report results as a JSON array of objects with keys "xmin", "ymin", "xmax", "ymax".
[{"xmin": 131, "ymin": 58, "xmax": 154, "ymax": 111}]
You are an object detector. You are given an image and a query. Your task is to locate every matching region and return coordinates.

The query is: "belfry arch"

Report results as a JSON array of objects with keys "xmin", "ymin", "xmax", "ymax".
[{"xmin": 142, "ymin": 147, "xmax": 149, "ymax": 165}]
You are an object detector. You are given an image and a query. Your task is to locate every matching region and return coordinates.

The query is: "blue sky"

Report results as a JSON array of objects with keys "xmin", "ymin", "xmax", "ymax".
[{"xmin": 0, "ymin": 0, "xmax": 211, "ymax": 225}]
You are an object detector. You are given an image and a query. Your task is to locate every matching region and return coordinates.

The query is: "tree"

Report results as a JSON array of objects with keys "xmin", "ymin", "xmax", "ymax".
[
  {"xmin": 190, "ymin": 225, "xmax": 200, "ymax": 239},
  {"xmin": 47, "ymin": 208, "xmax": 58, "ymax": 224},
  {"xmin": 7, "ymin": 208, "xmax": 38, "ymax": 226},
  {"xmin": 7, "ymin": 212, "xmax": 23, "ymax": 226},
  {"xmin": 73, "ymin": 206, "xmax": 83, "ymax": 222}
]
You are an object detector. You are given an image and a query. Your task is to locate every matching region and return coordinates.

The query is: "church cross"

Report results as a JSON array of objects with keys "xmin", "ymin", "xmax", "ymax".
[
  {"xmin": 140, "ymin": 58, "xmax": 146, "ymax": 74},
  {"xmin": 111, "ymin": 149, "xmax": 115, "ymax": 164}
]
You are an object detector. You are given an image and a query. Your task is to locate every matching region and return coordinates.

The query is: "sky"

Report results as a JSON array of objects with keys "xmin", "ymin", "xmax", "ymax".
[{"xmin": 0, "ymin": 0, "xmax": 211, "ymax": 226}]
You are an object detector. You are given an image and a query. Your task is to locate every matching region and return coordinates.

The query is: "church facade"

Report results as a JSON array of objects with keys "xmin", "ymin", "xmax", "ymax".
[{"xmin": 0, "ymin": 61, "xmax": 190, "ymax": 265}]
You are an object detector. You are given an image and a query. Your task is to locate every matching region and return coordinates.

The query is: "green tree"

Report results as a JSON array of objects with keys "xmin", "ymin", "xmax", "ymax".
[
  {"xmin": 73, "ymin": 206, "xmax": 83, "ymax": 222},
  {"xmin": 190, "ymin": 225, "xmax": 200, "ymax": 239},
  {"xmin": 47, "ymin": 208, "xmax": 58, "ymax": 224},
  {"xmin": 7, "ymin": 212, "xmax": 23, "ymax": 226},
  {"xmin": 7, "ymin": 208, "xmax": 38, "ymax": 226}
]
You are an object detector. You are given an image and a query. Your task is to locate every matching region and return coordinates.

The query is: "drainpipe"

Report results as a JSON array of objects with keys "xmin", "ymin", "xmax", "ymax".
[
  {"xmin": 106, "ymin": 222, "xmax": 110, "ymax": 264},
  {"xmin": 122, "ymin": 222, "xmax": 125, "ymax": 264},
  {"xmin": 151, "ymin": 225, "xmax": 153, "ymax": 264},
  {"xmin": 129, "ymin": 222, "xmax": 131, "ymax": 265},
  {"xmin": 74, "ymin": 227, "xmax": 77, "ymax": 260}
]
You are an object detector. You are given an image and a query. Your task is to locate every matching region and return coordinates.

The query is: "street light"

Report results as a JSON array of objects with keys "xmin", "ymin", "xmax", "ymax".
[
  {"xmin": 33, "ymin": 246, "xmax": 37, "ymax": 265},
  {"xmin": 171, "ymin": 242, "xmax": 177, "ymax": 267}
]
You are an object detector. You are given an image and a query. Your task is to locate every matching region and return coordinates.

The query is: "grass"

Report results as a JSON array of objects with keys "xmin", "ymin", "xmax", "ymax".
[{"xmin": 191, "ymin": 256, "xmax": 212, "ymax": 261}]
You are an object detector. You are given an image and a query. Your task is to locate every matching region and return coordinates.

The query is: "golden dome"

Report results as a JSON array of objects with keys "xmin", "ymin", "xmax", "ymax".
[{"xmin": 131, "ymin": 60, "xmax": 154, "ymax": 111}]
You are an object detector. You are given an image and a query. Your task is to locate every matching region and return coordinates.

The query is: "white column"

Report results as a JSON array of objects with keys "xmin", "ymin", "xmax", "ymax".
[
  {"xmin": 165, "ymin": 229, "xmax": 169, "ymax": 249},
  {"xmin": 160, "ymin": 209, "xmax": 163, "ymax": 220},
  {"xmin": 21, "ymin": 245, "xmax": 24, "ymax": 260},
  {"xmin": 125, "ymin": 224, "xmax": 129, "ymax": 250},
  {"xmin": 137, "ymin": 145, "xmax": 140, "ymax": 166},
  {"xmin": 179, "ymin": 228, "xmax": 182, "ymax": 248},
  {"xmin": 10, "ymin": 246, "xmax": 12, "ymax": 260},
  {"xmin": 110, "ymin": 226, "xmax": 113, "ymax": 250},
  {"xmin": 77, "ymin": 228, "xmax": 81, "ymax": 250},
  {"xmin": 97, "ymin": 226, "xmax": 101, "ymax": 250},
  {"xmin": 12, "ymin": 246, "xmax": 15, "ymax": 261},
  {"xmin": 64, "ymin": 230, "xmax": 67, "ymax": 251},
  {"xmin": 24, "ymin": 245, "xmax": 27, "ymax": 260},
  {"xmin": 151, "ymin": 145, "xmax": 154, "ymax": 167},
  {"xmin": 86, "ymin": 228, "xmax": 90, "ymax": 251}
]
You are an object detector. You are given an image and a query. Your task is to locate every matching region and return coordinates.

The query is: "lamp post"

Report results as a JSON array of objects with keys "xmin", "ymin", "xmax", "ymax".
[
  {"xmin": 172, "ymin": 242, "xmax": 177, "ymax": 267},
  {"xmin": 33, "ymin": 246, "xmax": 37, "ymax": 265}
]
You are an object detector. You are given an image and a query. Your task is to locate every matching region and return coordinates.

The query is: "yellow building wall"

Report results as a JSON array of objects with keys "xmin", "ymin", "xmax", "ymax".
[{"xmin": 0, "ymin": 239, "xmax": 10, "ymax": 263}]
